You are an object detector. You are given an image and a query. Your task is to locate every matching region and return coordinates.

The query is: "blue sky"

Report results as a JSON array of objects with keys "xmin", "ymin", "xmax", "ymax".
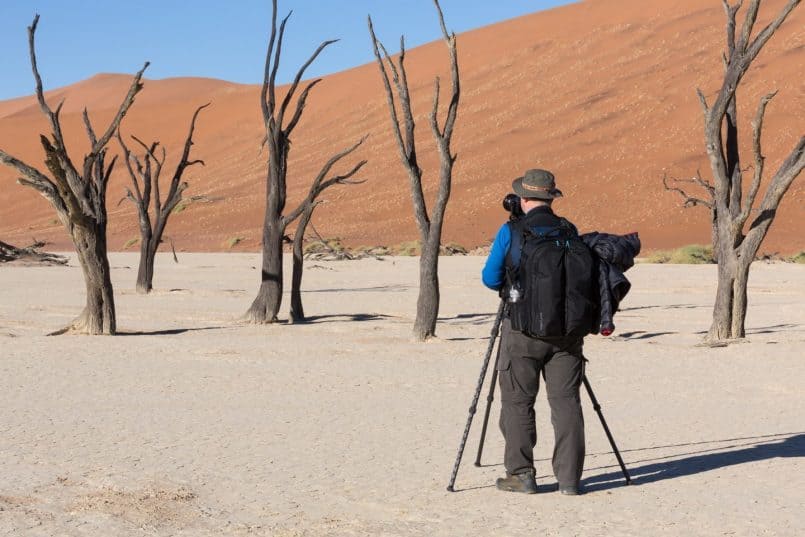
[{"xmin": 0, "ymin": 1, "xmax": 575, "ymax": 100}]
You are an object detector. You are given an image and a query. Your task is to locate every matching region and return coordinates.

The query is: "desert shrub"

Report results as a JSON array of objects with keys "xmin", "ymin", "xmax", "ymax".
[
  {"xmin": 304, "ymin": 237, "xmax": 345, "ymax": 255},
  {"xmin": 226, "ymin": 236, "xmax": 244, "ymax": 249},
  {"xmin": 172, "ymin": 195, "xmax": 220, "ymax": 215},
  {"xmin": 644, "ymin": 245, "xmax": 714, "ymax": 264},
  {"xmin": 440, "ymin": 242, "xmax": 468, "ymax": 255},
  {"xmin": 172, "ymin": 200, "xmax": 190, "ymax": 214},
  {"xmin": 669, "ymin": 244, "xmax": 714, "ymax": 264},
  {"xmin": 123, "ymin": 237, "xmax": 139, "ymax": 249},
  {"xmin": 355, "ymin": 245, "xmax": 391, "ymax": 256},
  {"xmin": 644, "ymin": 250, "xmax": 671, "ymax": 263},
  {"xmin": 395, "ymin": 240, "xmax": 421, "ymax": 256},
  {"xmin": 789, "ymin": 251, "xmax": 805, "ymax": 264}
]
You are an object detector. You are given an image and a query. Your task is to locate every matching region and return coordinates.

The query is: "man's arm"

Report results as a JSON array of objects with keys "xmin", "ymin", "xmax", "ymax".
[{"xmin": 481, "ymin": 223, "xmax": 511, "ymax": 291}]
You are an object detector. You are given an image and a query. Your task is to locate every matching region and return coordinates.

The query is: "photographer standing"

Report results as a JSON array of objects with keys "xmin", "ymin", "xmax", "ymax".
[{"xmin": 482, "ymin": 169, "xmax": 591, "ymax": 496}]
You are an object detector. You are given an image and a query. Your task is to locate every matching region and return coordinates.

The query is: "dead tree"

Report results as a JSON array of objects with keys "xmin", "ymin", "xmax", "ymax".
[
  {"xmin": 368, "ymin": 0, "xmax": 460, "ymax": 341},
  {"xmin": 0, "ymin": 240, "xmax": 68, "ymax": 265},
  {"xmin": 246, "ymin": 0, "xmax": 368, "ymax": 323},
  {"xmin": 288, "ymin": 138, "xmax": 367, "ymax": 323},
  {"xmin": 0, "ymin": 15, "xmax": 147, "ymax": 335},
  {"xmin": 666, "ymin": 0, "xmax": 803, "ymax": 342},
  {"xmin": 117, "ymin": 104, "xmax": 208, "ymax": 293}
]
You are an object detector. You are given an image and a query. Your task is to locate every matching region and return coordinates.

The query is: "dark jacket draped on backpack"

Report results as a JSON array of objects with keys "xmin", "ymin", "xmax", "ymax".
[{"xmin": 580, "ymin": 232, "xmax": 641, "ymax": 334}]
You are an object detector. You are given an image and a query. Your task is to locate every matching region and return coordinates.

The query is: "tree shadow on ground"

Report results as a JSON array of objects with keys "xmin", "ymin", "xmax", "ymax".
[
  {"xmin": 581, "ymin": 432, "xmax": 805, "ymax": 492},
  {"xmin": 301, "ymin": 313, "xmax": 395, "ymax": 324},
  {"xmin": 695, "ymin": 323, "xmax": 802, "ymax": 335},
  {"xmin": 118, "ymin": 326, "xmax": 226, "ymax": 336},
  {"xmin": 745, "ymin": 323, "xmax": 802, "ymax": 334},
  {"xmin": 303, "ymin": 285, "xmax": 409, "ymax": 293},
  {"xmin": 611, "ymin": 330, "xmax": 677, "ymax": 340},
  {"xmin": 619, "ymin": 304, "xmax": 702, "ymax": 312},
  {"xmin": 439, "ymin": 312, "xmax": 497, "ymax": 325}
]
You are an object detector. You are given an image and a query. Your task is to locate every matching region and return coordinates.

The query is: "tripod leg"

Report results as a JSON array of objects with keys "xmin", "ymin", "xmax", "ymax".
[
  {"xmin": 447, "ymin": 301, "xmax": 505, "ymax": 492},
  {"xmin": 582, "ymin": 375, "xmax": 632, "ymax": 484},
  {"xmin": 474, "ymin": 346, "xmax": 501, "ymax": 466}
]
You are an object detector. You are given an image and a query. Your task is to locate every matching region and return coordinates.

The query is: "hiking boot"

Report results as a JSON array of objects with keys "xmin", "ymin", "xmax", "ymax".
[
  {"xmin": 496, "ymin": 471, "xmax": 538, "ymax": 494},
  {"xmin": 559, "ymin": 484, "xmax": 582, "ymax": 496}
]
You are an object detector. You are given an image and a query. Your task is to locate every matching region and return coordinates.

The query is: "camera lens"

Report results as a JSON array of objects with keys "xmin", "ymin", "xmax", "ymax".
[
  {"xmin": 502, "ymin": 193, "xmax": 519, "ymax": 212},
  {"xmin": 502, "ymin": 193, "xmax": 523, "ymax": 220}
]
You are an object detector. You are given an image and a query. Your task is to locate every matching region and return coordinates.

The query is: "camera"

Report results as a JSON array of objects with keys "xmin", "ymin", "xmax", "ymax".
[{"xmin": 502, "ymin": 193, "xmax": 524, "ymax": 221}]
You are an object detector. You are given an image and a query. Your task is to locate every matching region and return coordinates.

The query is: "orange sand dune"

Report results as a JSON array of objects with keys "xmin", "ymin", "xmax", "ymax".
[{"xmin": 1, "ymin": 0, "xmax": 803, "ymax": 253}]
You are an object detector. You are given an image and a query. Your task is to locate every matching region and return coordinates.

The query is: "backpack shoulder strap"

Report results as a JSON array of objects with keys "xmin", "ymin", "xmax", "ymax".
[
  {"xmin": 506, "ymin": 221, "xmax": 524, "ymax": 272},
  {"xmin": 557, "ymin": 217, "xmax": 579, "ymax": 237}
]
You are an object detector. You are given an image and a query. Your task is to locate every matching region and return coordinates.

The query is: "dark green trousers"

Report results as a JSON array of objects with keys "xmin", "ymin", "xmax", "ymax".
[{"xmin": 497, "ymin": 318, "xmax": 585, "ymax": 487}]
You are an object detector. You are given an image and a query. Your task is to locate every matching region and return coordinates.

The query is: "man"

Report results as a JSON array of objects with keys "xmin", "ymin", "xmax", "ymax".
[{"xmin": 482, "ymin": 168, "xmax": 586, "ymax": 496}]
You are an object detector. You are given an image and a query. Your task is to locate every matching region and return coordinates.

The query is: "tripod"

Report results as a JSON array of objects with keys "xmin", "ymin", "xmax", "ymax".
[{"xmin": 446, "ymin": 301, "xmax": 632, "ymax": 492}]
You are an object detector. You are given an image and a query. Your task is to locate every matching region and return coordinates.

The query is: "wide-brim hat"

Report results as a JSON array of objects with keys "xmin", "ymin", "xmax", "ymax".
[{"xmin": 512, "ymin": 169, "xmax": 563, "ymax": 200}]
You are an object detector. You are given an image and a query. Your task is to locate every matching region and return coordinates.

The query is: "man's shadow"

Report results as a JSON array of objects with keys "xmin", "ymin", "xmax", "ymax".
[{"xmin": 582, "ymin": 433, "xmax": 805, "ymax": 492}]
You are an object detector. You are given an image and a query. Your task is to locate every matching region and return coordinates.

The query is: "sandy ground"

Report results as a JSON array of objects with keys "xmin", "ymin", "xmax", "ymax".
[{"xmin": 0, "ymin": 253, "xmax": 803, "ymax": 536}]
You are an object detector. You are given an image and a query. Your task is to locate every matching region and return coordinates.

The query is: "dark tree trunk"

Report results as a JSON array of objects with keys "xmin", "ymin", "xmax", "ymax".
[
  {"xmin": 290, "ymin": 204, "xmax": 315, "ymax": 323},
  {"xmin": 247, "ymin": 209, "xmax": 285, "ymax": 323},
  {"xmin": 709, "ymin": 249, "xmax": 737, "ymax": 341},
  {"xmin": 135, "ymin": 211, "xmax": 154, "ymax": 293},
  {"xmin": 66, "ymin": 223, "xmax": 116, "ymax": 335},
  {"xmin": 708, "ymin": 248, "xmax": 752, "ymax": 341},
  {"xmin": 414, "ymin": 236, "xmax": 441, "ymax": 340},
  {"xmin": 136, "ymin": 234, "xmax": 155, "ymax": 295}
]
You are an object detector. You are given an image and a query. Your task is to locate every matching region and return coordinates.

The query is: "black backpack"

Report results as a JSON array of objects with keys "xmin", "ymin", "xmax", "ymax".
[{"xmin": 505, "ymin": 218, "xmax": 598, "ymax": 338}]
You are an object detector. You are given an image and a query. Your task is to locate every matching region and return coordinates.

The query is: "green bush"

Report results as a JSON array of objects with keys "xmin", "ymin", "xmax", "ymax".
[
  {"xmin": 644, "ymin": 244, "xmax": 714, "ymax": 264},
  {"xmin": 441, "ymin": 242, "xmax": 468, "ymax": 256},
  {"xmin": 644, "ymin": 250, "xmax": 671, "ymax": 263},
  {"xmin": 394, "ymin": 240, "xmax": 421, "ymax": 256},
  {"xmin": 668, "ymin": 244, "xmax": 714, "ymax": 264},
  {"xmin": 355, "ymin": 245, "xmax": 391, "ymax": 256},
  {"xmin": 172, "ymin": 200, "xmax": 190, "ymax": 214},
  {"xmin": 226, "ymin": 236, "xmax": 244, "ymax": 249},
  {"xmin": 789, "ymin": 251, "xmax": 805, "ymax": 264}
]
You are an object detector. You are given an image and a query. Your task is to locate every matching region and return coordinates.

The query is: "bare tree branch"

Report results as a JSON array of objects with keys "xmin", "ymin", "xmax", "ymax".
[
  {"xmin": 283, "ymin": 79, "xmax": 322, "ymax": 136},
  {"xmin": 168, "ymin": 103, "xmax": 210, "ymax": 201},
  {"xmin": 277, "ymin": 39, "xmax": 337, "ymax": 130},
  {"xmin": 285, "ymin": 136, "xmax": 368, "ymax": 226},
  {"xmin": 368, "ymin": 17, "xmax": 429, "ymax": 236},
  {"xmin": 81, "ymin": 62, "xmax": 149, "ymax": 185},
  {"xmin": 115, "ymin": 130, "xmax": 144, "ymax": 203},
  {"xmin": 269, "ymin": 11, "xmax": 293, "ymax": 114},
  {"xmin": 261, "ymin": 0, "xmax": 280, "ymax": 124},
  {"xmin": 368, "ymin": 17, "xmax": 407, "ymax": 162},
  {"xmin": 662, "ymin": 173, "xmax": 714, "ymax": 209},
  {"xmin": 736, "ymin": 91, "xmax": 776, "ymax": 226},
  {"xmin": 736, "ymin": 0, "xmax": 760, "ymax": 51},
  {"xmin": 744, "ymin": 0, "xmax": 800, "ymax": 61}
]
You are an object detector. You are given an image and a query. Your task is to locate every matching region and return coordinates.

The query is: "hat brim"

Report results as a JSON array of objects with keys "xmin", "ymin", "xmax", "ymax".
[{"xmin": 512, "ymin": 178, "xmax": 563, "ymax": 200}]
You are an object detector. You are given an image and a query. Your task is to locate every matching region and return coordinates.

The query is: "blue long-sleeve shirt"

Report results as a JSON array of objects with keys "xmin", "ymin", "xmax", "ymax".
[
  {"xmin": 482, "ymin": 223, "xmax": 511, "ymax": 291},
  {"xmin": 482, "ymin": 206, "xmax": 571, "ymax": 291}
]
